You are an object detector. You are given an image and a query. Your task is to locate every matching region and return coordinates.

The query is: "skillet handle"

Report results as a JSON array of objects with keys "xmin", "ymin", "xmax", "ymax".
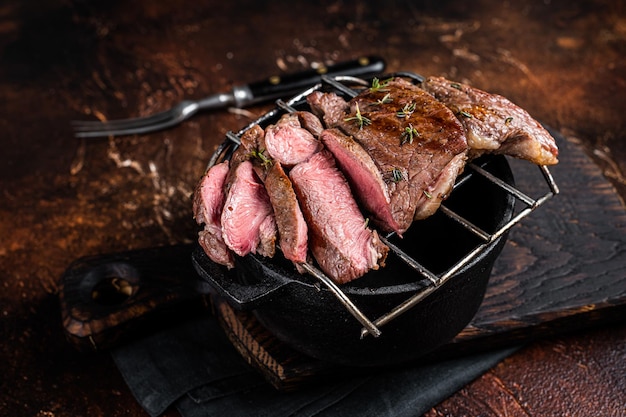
[
  {"xmin": 59, "ymin": 244, "xmax": 206, "ymax": 351},
  {"xmin": 191, "ymin": 246, "xmax": 291, "ymax": 310}
]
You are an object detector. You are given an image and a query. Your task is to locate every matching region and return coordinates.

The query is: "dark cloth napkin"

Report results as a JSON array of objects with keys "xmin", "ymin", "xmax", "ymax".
[{"xmin": 112, "ymin": 315, "xmax": 518, "ymax": 417}]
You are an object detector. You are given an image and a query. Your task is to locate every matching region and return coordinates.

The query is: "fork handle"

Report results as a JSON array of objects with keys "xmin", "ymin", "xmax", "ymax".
[{"xmin": 233, "ymin": 56, "xmax": 386, "ymax": 107}]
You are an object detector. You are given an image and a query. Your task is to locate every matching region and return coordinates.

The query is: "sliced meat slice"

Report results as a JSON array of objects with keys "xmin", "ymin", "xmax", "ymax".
[
  {"xmin": 414, "ymin": 152, "xmax": 466, "ymax": 220},
  {"xmin": 264, "ymin": 112, "xmax": 322, "ymax": 166},
  {"xmin": 307, "ymin": 90, "xmax": 349, "ymax": 127},
  {"xmin": 320, "ymin": 128, "xmax": 401, "ymax": 235},
  {"xmin": 237, "ymin": 124, "xmax": 309, "ymax": 265},
  {"xmin": 295, "ymin": 110, "xmax": 324, "ymax": 138},
  {"xmin": 308, "ymin": 77, "xmax": 468, "ymax": 234},
  {"xmin": 290, "ymin": 150, "xmax": 388, "ymax": 284},
  {"xmin": 192, "ymin": 161, "xmax": 234, "ymax": 268},
  {"xmin": 419, "ymin": 76, "xmax": 558, "ymax": 165},
  {"xmin": 265, "ymin": 162, "xmax": 309, "ymax": 264},
  {"xmin": 221, "ymin": 160, "xmax": 276, "ymax": 258}
]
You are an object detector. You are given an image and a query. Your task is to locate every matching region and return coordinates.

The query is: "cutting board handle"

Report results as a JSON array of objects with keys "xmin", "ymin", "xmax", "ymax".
[{"xmin": 59, "ymin": 244, "xmax": 206, "ymax": 351}]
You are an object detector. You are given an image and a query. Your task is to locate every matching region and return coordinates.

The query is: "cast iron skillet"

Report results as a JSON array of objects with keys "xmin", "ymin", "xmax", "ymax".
[{"xmin": 193, "ymin": 154, "xmax": 516, "ymax": 367}]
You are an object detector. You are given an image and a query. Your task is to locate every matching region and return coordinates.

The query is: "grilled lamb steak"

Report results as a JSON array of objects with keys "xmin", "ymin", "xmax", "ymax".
[
  {"xmin": 290, "ymin": 150, "xmax": 388, "ymax": 284},
  {"xmin": 193, "ymin": 73, "xmax": 559, "ymax": 284},
  {"xmin": 307, "ymin": 77, "xmax": 469, "ymax": 234},
  {"xmin": 419, "ymin": 76, "xmax": 558, "ymax": 165}
]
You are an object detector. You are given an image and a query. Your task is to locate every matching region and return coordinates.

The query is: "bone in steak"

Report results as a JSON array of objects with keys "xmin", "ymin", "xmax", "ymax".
[
  {"xmin": 419, "ymin": 76, "xmax": 559, "ymax": 165},
  {"xmin": 192, "ymin": 161, "xmax": 235, "ymax": 268},
  {"xmin": 290, "ymin": 150, "xmax": 388, "ymax": 284},
  {"xmin": 307, "ymin": 77, "xmax": 468, "ymax": 234}
]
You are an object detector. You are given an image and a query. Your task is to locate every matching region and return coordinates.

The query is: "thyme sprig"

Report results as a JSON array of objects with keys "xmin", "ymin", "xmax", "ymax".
[
  {"xmin": 505, "ymin": 116, "xmax": 514, "ymax": 125},
  {"xmin": 344, "ymin": 103, "xmax": 371, "ymax": 130},
  {"xmin": 401, "ymin": 124, "xmax": 419, "ymax": 145},
  {"xmin": 249, "ymin": 148, "xmax": 272, "ymax": 169},
  {"xmin": 375, "ymin": 93, "xmax": 393, "ymax": 105},
  {"xmin": 370, "ymin": 77, "xmax": 391, "ymax": 93},
  {"xmin": 397, "ymin": 102, "xmax": 416, "ymax": 118},
  {"xmin": 459, "ymin": 110, "xmax": 473, "ymax": 118},
  {"xmin": 391, "ymin": 167, "xmax": 404, "ymax": 183}
]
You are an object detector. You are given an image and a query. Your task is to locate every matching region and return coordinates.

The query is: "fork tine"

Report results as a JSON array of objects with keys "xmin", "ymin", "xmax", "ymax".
[
  {"xmin": 72, "ymin": 107, "xmax": 176, "ymax": 131},
  {"xmin": 74, "ymin": 116, "xmax": 182, "ymax": 138}
]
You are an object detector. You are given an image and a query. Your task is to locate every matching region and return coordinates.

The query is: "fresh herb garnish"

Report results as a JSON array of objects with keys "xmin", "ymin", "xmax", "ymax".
[
  {"xmin": 423, "ymin": 190, "xmax": 433, "ymax": 199},
  {"xmin": 450, "ymin": 83, "xmax": 462, "ymax": 90},
  {"xmin": 375, "ymin": 93, "xmax": 393, "ymax": 105},
  {"xmin": 344, "ymin": 103, "xmax": 371, "ymax": 130},
  {"xmin": 370, "ymin": 77, "xmax": 391, "ymax": 93},
  {"xmin": 249, "ymin": 148, "xmax": 272, "ymax": 169},
  {"xmin": 397, "ymin": 102, "xmax": 416, "ymax": 118},
  {"xmin": 505, "ymin": 116, "xmax": 514, "ymax": 124},
  {"xmin": 459, "ymin": 110, "xmax": 473, "ymax": 118},
  {"xmin": 391, "ymin": 167, "xmax": 404, "ymax": 183},
  {"xmin": 401, "ymin": 124, "xmax": 419, "ymax": 145}
]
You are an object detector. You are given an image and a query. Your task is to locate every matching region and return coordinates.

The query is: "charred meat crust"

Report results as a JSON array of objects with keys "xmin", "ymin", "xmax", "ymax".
[
  {"xmin": 308, "ymin": 78, "xmax": 468, "ymax": 234},
  {"xmin": 419, "ymin": 76, "xmax": 558, "ymax": 165}
]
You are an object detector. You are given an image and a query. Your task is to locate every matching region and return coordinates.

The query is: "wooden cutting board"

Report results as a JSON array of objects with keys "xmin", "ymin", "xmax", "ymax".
[
  {"xmin": 210, "ymin": 132, "xmax": 626, "ymax": 390},
  {"xmin": 60, "ymin": 132, "xmax": 626, "ymax": 390}
]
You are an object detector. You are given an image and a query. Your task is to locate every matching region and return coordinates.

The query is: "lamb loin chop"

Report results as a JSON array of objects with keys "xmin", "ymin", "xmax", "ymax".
[
  {"xmin": 419, "ymin": 76, "xmax": 558, "ymax": 165},
  {"xmin": 307, "ymin": 77, "xmax": 469, "ymax": 234},
  {"xmin": 290, "ymin": 150, "xmax": 388, "ymax": 284}
]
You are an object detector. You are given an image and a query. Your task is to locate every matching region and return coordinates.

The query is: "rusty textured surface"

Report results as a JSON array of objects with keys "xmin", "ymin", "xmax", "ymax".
[{"xmin": 1, "ymin": 1, "xmax": 625, "ymax": 416}]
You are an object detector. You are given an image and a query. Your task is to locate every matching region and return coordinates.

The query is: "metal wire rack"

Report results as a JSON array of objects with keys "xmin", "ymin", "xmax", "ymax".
[{"xmin": 207, "ymin": 73, "xmax": 559, "ymax": 339}]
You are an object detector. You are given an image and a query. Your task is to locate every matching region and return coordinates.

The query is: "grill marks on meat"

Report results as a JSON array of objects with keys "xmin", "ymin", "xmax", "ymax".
[
  {"xmin": 308, "ymin": 78, "xmax": 468, "ymax": 233},
  {"xmin": 420, "ymin": 76, "xmax": 559, "ymax": 165},
  {"xmin": 290, "ymin": 150, "xmax": 388, "ymax": 284},
  {"xmin": 193, "ymin": 161, "xmax": 235, "ymax": 269}
]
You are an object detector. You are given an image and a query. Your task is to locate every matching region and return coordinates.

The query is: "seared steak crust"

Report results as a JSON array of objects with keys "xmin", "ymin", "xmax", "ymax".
[
  {"xmin": 308, "ymin": 78, "xmax": 468, "ymax": 232},
  {"xmin": 264, "ymin": 161, "xmax": 309, "ymax": 264},
  {"xmin": 420, "ymin": 76, "xmax": 558, "ymax": 165}
]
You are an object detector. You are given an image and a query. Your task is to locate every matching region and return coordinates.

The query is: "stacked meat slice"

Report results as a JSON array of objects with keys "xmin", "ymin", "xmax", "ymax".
[{"xmin": 193, "ymin": 76, "xmax": 559, "ymax": 284}]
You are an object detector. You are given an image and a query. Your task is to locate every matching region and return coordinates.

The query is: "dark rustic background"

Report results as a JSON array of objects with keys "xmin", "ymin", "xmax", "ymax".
[{"xmin": 1, "ymin": 1, "xmax": 625, "ymax": 416}]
